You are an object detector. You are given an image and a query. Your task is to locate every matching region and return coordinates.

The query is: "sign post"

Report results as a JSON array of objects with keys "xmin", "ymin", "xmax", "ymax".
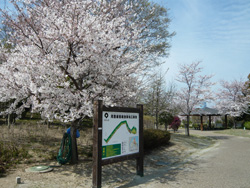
[
  {"xmin": 136, "ymin": 104, "xmax": 144, "ymax": 177},
  {"xmin": 92, "ymin": 100, "xmax": 103, "ymax": 188},
  {"xmin": 92, "ymin": 100, "xmax": 144, "ymax": 188}
]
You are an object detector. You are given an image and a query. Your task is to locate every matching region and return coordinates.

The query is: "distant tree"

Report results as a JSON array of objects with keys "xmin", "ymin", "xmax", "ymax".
[
  {"xmin": 176, "ymin": 61, "xmax": 214, "ymax": 136},
  {"xmin": 143, "ymin": 71, "xmax": 177, "ymax": 129},
  {"xmin": 242, "ymin": 74, "xmax": 250, "ymax": 121},
  {"xmin": 217, "ymin": 79, "xmax": 250, "ymax": 128},
  {"xmin": 159, "ymin": 111, "xmax": 174, "ymax": 130},
  {"xmin": 143, "ymin": 72, "xmax": 165, "ymax": 129}
]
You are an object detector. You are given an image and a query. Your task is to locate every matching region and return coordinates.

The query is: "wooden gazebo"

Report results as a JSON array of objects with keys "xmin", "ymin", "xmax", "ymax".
[{"xmin": 182, "ymin": 107, "xmax": 228, "ymax": 131}]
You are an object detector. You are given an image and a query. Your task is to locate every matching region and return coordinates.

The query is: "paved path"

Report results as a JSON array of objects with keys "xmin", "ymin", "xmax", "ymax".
[
  {"xmin": 121, "ymin": 130, "xmax": 250, "ymax": 188},
  {"xmin": 171, "ymin": 130, "xmax": 250, "ymax": 188}
]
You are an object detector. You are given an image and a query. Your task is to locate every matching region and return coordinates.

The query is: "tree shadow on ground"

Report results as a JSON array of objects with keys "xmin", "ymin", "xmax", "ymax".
[
  {"xmin": 33, "ymin": 137, "xmax": 202, "ymax": 188},
  {"xmin": 5, "ymin": 132, "xmax": 215, "ymax": 188},
  {"xmin": 206, "ymin": 135, "xmax": 230, "ymax": 140},
  {"xmin": 38, "ymin": 158, "xmax": 93, "ymax": 178},
  {"xmin": 48, "ymin": 133, "xmax": 212, "ymax": 187},
  {"xmin": 115, "ymin": 133, "xmax": 215, "ymax": 187},
  {"xmin": 115, "ymin": 148, "xmax": 200, "ymax": 188}
]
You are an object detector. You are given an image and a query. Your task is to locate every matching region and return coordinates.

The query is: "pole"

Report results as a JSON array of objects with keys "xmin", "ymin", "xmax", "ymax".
[
  {"xmin": 200, "ymin": 115, "xmax": 203, "ymax": 131},
  {"xmin": 225, "ymin": 115, "xmax": 228, "ymax": 129},
  {"xmin": 209, "ymin": 116, "xmax": 212, "ymax": 130},
  {"xmin": 92, "ymin": 100, "xmax": 103, "ymax": 188},
  {"xmin": 136, "ymin": 104, "xmax": 144, "ymax": 177}
]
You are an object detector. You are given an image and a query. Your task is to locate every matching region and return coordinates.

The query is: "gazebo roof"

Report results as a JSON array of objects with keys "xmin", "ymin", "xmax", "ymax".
[{"xmin": 190, "ymin": 107, "xmax": 220, "ymax": 116}]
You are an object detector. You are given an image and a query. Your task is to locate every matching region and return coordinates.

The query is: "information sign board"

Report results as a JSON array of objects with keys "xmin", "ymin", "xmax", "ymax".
[
  {"xmin": 102, "ymin": 111, "xmax": 139, "ymax": 159},
  {"xmin": 92, "ymin": 101, "xmax": 143, "ymax": 188}
]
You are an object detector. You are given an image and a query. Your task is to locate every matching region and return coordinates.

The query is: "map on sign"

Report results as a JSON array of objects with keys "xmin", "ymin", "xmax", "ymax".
[
  {"xmin": 102, "ymin": 111, "xmax": 139, "ymax": 160},
  {"xmin": 104, "ymin": 120, "xmax": 137, "ymax": 143}
]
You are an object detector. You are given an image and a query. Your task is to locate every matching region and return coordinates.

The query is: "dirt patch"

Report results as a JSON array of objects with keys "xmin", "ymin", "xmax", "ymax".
[{"xmin": 0, "ymin": 126, "xmax": 216, "ymax": 188}]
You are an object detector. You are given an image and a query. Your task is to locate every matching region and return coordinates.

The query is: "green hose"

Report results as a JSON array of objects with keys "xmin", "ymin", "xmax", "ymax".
[{"xmin": 57, "ymin": 133, "xmax": 72, "ymax": 164}]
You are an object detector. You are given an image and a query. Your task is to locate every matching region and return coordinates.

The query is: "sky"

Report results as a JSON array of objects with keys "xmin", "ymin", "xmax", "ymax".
[
  {"xmin": 152, "ymin": 0, "xmax": 250, "ymax": 90},
  {"xmin": 1, "ymin": 0, "xmax": 250, "ymax": 88}
]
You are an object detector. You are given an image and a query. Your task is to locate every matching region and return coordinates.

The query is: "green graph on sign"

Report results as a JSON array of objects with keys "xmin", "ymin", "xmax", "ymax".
[{"xmin": 104, "ymin": 120, "xmax": 137, "ymax": 143}]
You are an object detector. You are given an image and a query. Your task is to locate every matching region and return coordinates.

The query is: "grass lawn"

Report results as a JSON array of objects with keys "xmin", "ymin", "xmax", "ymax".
[{"xmin": 215, "ymin": 129, "xmax": 250, "ymax": 138}]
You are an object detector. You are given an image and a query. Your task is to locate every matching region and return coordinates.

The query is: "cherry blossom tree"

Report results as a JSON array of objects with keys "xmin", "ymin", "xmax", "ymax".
[
  {"xmin": 246, "ymin": 74, "xmax": 250, "ymax": 90},
  {"xmin": 175, "ymin": 61, "xmax": 214, "ymax": 136},
  {"xmin": 0, "ymin": 0, "xmax": 170, "ymax": 163},
  {"xmin": 131, "ymin": 0, "xmax": 175, "ymax": 58},
  {"xmin": 216, "ymin": 79, "xmax": 250, "ymax": 128},
  {"xmin": 243, "ymin": 74, "xmax": 250, "ymax": 120}
]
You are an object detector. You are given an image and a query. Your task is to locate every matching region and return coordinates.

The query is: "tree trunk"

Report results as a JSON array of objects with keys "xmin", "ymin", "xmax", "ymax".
[
  {"xmin": 46, "ymin": 119, "xmax": 50, "ymax": 129},
  {"xmin": 233, "ymin": 118, "xmax": 236, "ymax": 129},
  {"xmin": 155, "ymin": 113, "xmax": 159, "ymax": 129},
  {"xmin": 8, "ymin": 114, "xmax": 10, "ymax": 129},
  {"xmin": 155, "ymin": 95, "xmax": 159, "ymax": 129},
  {"xmin": 165, "ymin": 123, "xmax": 168, "ymax": 130},
  {"xmin": 155, "ymin": 85, "xmax": 160, "ymax": 129},
  {"xmin": 7, "ymin": 114, "xmax": 15, "ymax": 129},
  {"xmin": 185, "ymin": 115, "xmax": 190, "ymax": 136},
  {"xmin": 70, "ymin": 120, "xmax": 79, "ymax": 164}
]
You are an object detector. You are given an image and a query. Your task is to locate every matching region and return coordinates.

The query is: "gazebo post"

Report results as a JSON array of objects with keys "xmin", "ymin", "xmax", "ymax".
[
  {"xmin": 209, "ymin": 116, "xmax": 212, "ymax": 130},
  {"xmin": 181, "ymin": 106, "xmax": 220, "ymax": 131},
  {"xmin": 225, "ymin": 115, "xmax": 228, "ymax": 129},
  {"xmin": 200, "ymin": 115, "xmax": 203, "ymax": 131}
]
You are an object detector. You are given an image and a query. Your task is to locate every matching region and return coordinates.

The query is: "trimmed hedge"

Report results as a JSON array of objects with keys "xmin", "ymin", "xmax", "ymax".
[
  {"xmin": 144, "ymin": 129, "xmax": 171, "ymax": 151},
  {"xmin": 75, "ymin": 129, "xmax": 171, "ymax": 159},
  {"xmin": 244, "ymin": 121, "xmax": 250, "ymax": 130}
]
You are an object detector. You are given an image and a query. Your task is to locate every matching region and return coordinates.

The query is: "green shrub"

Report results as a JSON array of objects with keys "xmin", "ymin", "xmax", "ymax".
[
  {"xmin": 144, "ymin": 129, "xmax": 171, "ymax": 151},
  {"xmin": 193, "ymin": 123, "xmax": 200, "ymax": 130},
  {"xmin": 244, "ymin": 121, "xmax": 250, "ymax": 130},
  {"xmin": 181, "ymin": 120, "xmax": 192, "ymax": 128},
  {"xmin": 81, "ymin": 129, "xmax": 171, "ymax": 158}
]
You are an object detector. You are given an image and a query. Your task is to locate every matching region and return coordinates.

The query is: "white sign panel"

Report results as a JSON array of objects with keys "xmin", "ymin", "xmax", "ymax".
[{"xmin": 102, "ymin": 111, "xmax": 139, "ymax": 160}]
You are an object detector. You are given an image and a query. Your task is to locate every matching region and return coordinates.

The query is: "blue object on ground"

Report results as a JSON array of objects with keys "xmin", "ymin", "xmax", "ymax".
[{"xmin": 67, "ymin": 127, "xmax": 80, "ymax": 138}]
